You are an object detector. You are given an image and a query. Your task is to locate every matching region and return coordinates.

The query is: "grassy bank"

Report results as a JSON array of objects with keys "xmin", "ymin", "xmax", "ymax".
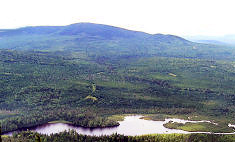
[
  {"xmin": 164, "ymin": 121, "xmax": 234, "ymax": 133},
  {"xmin": 48, "ymin": 120, "xmax": 72, "ymax": 124}
]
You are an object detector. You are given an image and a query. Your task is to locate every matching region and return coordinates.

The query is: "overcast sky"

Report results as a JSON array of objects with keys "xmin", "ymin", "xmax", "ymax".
[{"xmin": 0, "ymin": 0, "xmax": 234, "ymax": 36}]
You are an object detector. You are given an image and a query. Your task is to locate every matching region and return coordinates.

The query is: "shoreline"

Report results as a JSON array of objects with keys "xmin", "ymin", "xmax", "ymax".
[{"xmin": 3, "ymin": 115, "xmax": 235, "ymax": 136}]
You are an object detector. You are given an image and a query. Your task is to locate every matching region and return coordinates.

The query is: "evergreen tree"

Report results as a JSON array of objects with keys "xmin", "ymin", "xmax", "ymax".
[
  {"xmin": 35, "ymin": 134, "xmax": 41, "ymax": 142},
  {"xmin": 0, "ymin": 126, "xmax": 2, "ymax": 142}
]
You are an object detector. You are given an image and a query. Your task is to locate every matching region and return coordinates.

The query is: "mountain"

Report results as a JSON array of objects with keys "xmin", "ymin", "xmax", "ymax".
[
  {"xmin": 0, "ymin": 26, "xmax": 63, "ymax": 36},
  {"xmin": 0, "ymin": 23, "xmax": 235, "ymax": 135},
  {"xmin": 0, "ymin": 23, "xmax": 149, "ymax": 38},
  {"xmin": 0, "ymin": 23, "xmax": 234, "ymax": 60},
  {"xmin": 195, "ymin": 40, "xmax": 228, "ymax": 45},
  {"xmin": 58, "ymin": 23, "xmax": 150, "ymax": 38},
  {"xmin": 185, "ymin": 35, "xmax": 235, "ymax": 46}
]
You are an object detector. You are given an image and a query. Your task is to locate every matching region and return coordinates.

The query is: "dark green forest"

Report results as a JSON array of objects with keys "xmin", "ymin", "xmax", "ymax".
[
  {"xmin": 2, "ymin": 130, "xmax": 235, "ymax": 142},
  {"xmin": 0, "ymin": 49, "xmax": 234, "ymax": 133},
  {"xmin": 0, "ymin": 23, "xmax": 235, "ymax": 141}
]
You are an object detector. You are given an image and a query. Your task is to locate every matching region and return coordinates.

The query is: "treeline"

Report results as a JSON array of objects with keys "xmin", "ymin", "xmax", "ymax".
[
  {"xmin": 0, "ymin": 50, "xmax": 234, "ymax": 133},
  {"xmin": 2, "ymin": 130, "xmax": 235, "ymax": 142},
  {"xmin": 1, "ymin": 107, "xmax": 195, "ymax": 133},
  {"xmin": 1, "ymin": 108, "xmax": 119, "ymax": 133}
]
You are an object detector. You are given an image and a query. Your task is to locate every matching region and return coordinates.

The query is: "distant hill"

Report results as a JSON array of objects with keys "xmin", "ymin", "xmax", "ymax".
[
  {"xmin": 58, "ymin": 23, "xmax": 150, "ymax": 38},
  {"xmin": 0, "ymin": 23, "xmax": 234, "ymax": 60},
  {"xmin": 185, "ymin": 35, "xmax": 235, "ymax": 46},
  {"xmin": 0, "ymin": 23, "xmax": 149, "ymax": 38},
  {"xmin": 195, "ymin": 40, "xmax": 228, "ymax": 46}
]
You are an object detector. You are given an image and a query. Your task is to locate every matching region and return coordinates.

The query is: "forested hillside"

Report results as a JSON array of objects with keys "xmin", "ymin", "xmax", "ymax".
[
  {"xmin": 0, "ymin": 23, "xmax": 235, "ymax": 136},
  {"xmin": 0, "ymin": 49, "xmax": 234, "ymax": 133},
  {"xmin": 0, "ymin": 23, "xmax": 234, "ymax": 60}
]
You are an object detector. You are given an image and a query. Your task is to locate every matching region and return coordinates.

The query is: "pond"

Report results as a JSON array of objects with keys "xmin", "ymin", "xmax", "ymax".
[{"xmin": 5, "ymin": 115, "xmax": 235, "ymax": 136}]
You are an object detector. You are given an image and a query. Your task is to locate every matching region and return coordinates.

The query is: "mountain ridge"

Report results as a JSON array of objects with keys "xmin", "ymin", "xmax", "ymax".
[
  {"xmin": 0, "ymin": 22, "xmax": 187, "ymax": 40},
  {"xmin": 0, "ymin": 22, "xmax": 234, "ymax": 60}
]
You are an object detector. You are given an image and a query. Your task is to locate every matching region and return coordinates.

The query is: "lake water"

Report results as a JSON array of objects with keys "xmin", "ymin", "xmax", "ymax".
[
  {"xmin": 229, "ymin": 124, "xmax": 235, "ymax": 128},
  {"xmin": 5, "ymin": 115, "xmax": 235, "ymax": 136}
]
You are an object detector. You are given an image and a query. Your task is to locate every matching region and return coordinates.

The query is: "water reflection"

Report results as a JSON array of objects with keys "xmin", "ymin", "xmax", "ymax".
[{"xmin": 5, "ymin": 115, "xmax": 235, "ymax": 136}]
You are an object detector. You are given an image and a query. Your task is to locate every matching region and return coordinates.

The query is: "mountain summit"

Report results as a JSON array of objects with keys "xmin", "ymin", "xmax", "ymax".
[{"xmin": 0, "ymin": 23, "xmax": 234, "ymax": 60}]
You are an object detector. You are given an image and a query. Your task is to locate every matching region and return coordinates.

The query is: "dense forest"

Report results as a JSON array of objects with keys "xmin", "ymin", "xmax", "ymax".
[
  {"xmin": 2, "ymin": 130, "xmax": 235, "ymax": 142},
  {"xmin": 0, "ymin": 49, "xmax": 234, "ymax": 134},
  {"xmin": 0, "ymin": 23, "xmax": 235, "ymax": 139}
]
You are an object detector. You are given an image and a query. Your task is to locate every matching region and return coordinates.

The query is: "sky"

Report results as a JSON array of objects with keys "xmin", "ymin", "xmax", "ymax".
[{"xmin": 0, "ymin": 0, "xmax": 235, "ymax": 36}]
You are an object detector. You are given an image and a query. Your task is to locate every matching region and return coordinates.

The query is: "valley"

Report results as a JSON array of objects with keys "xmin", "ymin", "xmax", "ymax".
[{"xmin": 0, "ymin": 23, "xmax": 234, "ymax": 141}]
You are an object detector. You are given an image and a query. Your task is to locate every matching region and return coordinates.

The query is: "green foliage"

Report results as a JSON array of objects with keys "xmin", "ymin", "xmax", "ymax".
[
  {"xmin": 164, "ymin": 121, "xmax": 234, "ymax": 133},
  {"xmin": 2, "ymin": 131, "xmax": 235, "ymax": 142},
  {"xmin": 84, "ymin": 95, "xmax": 98, "ymax": 102},
  {"xmin": 0, "ymin": 126, "xmax": 2, "ymax": 142},
  {"xmin": 140, "ymin": 114, "xmax": 168, "ymax": 121},
  {"xmin": 0, "ymin": 23, "xmax": 235, "ymax": 60},
  {"xmin": 91, "ymin": 83, "xmax": 96, "ymax": 94},
  {"xmin": 0, "ymin": 50, "xmax": 234, "ymax": 133},
  {"xmin": 35, "ymin": 134, "xmax": 41, "ymax": 142}
]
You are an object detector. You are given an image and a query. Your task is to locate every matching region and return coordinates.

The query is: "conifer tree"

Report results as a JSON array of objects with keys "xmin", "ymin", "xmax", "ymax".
[
  {"xmin": 0, "ymin": 126, "xmax": 2, "ymax": 142},
  {"xmin": 35, "ymin": 134, "xmax": 41, "ymax": 142}
]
